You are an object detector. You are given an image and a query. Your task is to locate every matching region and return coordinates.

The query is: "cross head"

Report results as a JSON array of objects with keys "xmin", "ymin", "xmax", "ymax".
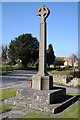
[{"xmin": 37, "ymin": 6, "xmax": 50, "ymax": 22}]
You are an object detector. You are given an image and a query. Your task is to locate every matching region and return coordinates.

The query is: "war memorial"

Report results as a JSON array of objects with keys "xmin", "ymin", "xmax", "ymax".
[{"xmin": 4, "ymin": 6, "xmax": 78, "ymax": 114}]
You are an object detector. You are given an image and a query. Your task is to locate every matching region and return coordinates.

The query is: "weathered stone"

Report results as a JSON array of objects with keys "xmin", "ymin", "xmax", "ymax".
[
  {"xmin": 52, "ymin": 74, "xmax": 80, "ymax": 87},
  {"xmin": 32, "ymin": 74, "xmax": 53, "ymax": 90},
  {"xmin": 3, "ymin": 87, "xmax": 78, "ymax": 114},
  {"xmin": 32, "ymin": 6, "xmax": 53, "ymax": 90}
]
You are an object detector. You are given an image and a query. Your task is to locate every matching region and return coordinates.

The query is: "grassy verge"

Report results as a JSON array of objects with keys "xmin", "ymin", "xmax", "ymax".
[
  {"xmin": 0, "ymin": 88, "xmax": 16, "ymax": 100},
  {"xmin": 60, "ymin": 102, "xmax": 80, "ymax": 118},
  {"xmin": 0, "ymin": 64, "xmax": 13, "ymax": 75},
  {"xmin": 0, "ymin": 106, "xmax": 12, "ymax": 113},
  {"xmin": 1, "ymin": 71, "xmax": 13, "ymax": 75},
  {"xmin": 20, "ymin": 113, "xmax": 51, "ymax": 119},
  {"xmin": 20, "ymin": 102, "xmax": 80, "ymax": 119},
  {"xmin": 76, "ymin": 84, "xmax": 80, "ymax": 88},
  {"xmin": 67, "ymin": 93, "xmax": 80, "ymax": 96},
  {"xmin": 52, "ymin": 70, "xmax": 74, "ymax": 75}
]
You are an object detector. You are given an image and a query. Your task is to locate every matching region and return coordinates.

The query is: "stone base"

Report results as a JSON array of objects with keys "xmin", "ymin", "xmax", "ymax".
[
  {"xmin": 20, "ymin": 87, "xmax": 66, "ymax": 104},
  {"xmin": 4, "ymin": 87, "xmax": 78, "ymax": 114},
  {"xmin": 32, "ymin": 74, "xmax": 53, "ymax": 90}
]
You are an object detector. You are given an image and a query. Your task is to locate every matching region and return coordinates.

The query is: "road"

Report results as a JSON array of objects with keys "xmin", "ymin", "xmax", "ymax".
[
  {"xmin": 0, "ymin": 70, "xmax": 79, "ymax": 94},
  {"xmin": 0, "ymin": 70, "xmax": 37, "ymax": 89}
]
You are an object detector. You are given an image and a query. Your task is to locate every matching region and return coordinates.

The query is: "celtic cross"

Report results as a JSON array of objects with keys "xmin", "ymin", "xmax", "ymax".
[
  {"xmin": 37, "ymin": 6, "xmax": 50, "ymax": 23},
  {"xmin": 32, "ymin": 6, "xmax": 53, "ymax": 90}
]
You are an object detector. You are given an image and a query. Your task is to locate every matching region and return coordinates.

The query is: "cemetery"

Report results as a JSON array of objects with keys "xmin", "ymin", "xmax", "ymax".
[{"xmin": 0, "ymin": 5, "xmax": 80, "ymax": 119}]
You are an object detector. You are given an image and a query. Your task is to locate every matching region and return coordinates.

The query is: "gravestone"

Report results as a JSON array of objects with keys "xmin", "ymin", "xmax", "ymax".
[{"xmin": 32, "ymin": 6, "xmax": 53, "ymax": 90}]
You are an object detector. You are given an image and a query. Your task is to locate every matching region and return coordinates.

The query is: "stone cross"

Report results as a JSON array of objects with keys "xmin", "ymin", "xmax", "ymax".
[
  {"xmin": 37, "ymin": 6, "xmax": 50, "ymax": 75},
  {"xmin": 37, "ymin": 5, "xmax": 50, "ymax": 23},
  {"xmin": 32, "ymin": 6, "xmax": 53, "ymax": 90}
]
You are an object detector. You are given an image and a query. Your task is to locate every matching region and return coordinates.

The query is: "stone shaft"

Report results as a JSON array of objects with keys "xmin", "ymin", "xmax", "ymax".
[
  {"xmin": 32, "ymin": 6, "xmax": 53, "ymax": 90},
  {"xmin": 39, "ymin": 22, "xmax": 47, "ymax": 75}
]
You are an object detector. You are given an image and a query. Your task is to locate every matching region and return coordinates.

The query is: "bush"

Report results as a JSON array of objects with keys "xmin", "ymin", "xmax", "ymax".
[{"xmin": 74, "ymin": 71, "xmax": 80, "ymax": 78}]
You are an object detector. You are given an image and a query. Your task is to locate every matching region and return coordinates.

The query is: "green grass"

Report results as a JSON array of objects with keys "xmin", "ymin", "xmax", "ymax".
[
  {"xmin": 20, "ymin": 112, "xmax": 51, "ymax": 119},
  {"xmin": 0, "ymin": 106, "xmax": 12, "ymax": 113},
  {"xmin": 60, "ymin": 102, "xmax": 80, "ymax": 118},
  {"xmin": 76, "ymin": 84, "xmax": 80, "ymax": 88},
  {"xmin": 67, "ymin": 93, "xmax": 80, "ymax": 96},
  {"xmin": 0, "ymin": 64, "xmax": 13, "ymax": 75},
  {"xmin": 52, "ymin": 70, "xmax": 74, "ymax": 76},
  {"xmin": 1, "ymin": 71, "xmax": 12, "ymax": 75},
  {"xmin": 20, "ymin": 103, "xmax": 80, "ymax": 119},
  {"xmin": 0, "ymin": 64, "xmax": 2, "ymax": 67},
  {"xmin": 0, "ymin": 88, "xmax": 16, "ymax": 100}
]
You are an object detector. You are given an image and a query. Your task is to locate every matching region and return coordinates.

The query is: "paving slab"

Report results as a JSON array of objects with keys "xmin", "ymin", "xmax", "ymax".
[{"xmin": 0, "ymin": 109, "xmax": 31, "ymax": 119}]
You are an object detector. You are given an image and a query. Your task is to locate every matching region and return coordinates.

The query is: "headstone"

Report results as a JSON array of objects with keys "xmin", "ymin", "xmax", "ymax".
[{"xmin": 32, "ymin": 6, "xmax": 53, "ymax": 90}]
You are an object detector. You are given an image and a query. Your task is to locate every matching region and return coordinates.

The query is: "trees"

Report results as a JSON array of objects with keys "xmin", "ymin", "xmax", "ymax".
[
  {"xmin": 1, "ymin": 46, "xmax": 8, "ymax": 63},
  {"xmin": 8, "ymin": 33, "xmax": 39, "ymax": 67},
  {"xmin": 8, "ymin": 33, "xmax": 56, "ymax": 68},
  {"xmin": 47, "ymin": 44, "xmax": 55, "ymax": 66}
]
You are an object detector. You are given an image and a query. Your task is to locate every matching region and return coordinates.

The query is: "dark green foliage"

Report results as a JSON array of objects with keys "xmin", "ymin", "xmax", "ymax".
[
  {"xmin": 47, "ymin": 44, "xmax": 55, "ymax": 66},
  {"xmin": 1, "ymin": 46, "xmax": 8, "ymax": 62},
  {"xmin": 8, "ymin": 33, "xmax": 39, "ymax": 67}
]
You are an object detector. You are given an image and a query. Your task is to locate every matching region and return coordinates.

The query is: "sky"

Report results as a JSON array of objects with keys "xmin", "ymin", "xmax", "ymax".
[{"xmin": 2, "ymin": 2, "xmax": 78, "ymax": 57}]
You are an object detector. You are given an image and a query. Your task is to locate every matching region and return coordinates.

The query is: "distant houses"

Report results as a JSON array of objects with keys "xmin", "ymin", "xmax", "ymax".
[
  {"xmin": 52, "ymin": 54, "xmax": 78, "ymax": 68},
  {"xmin": 53, "ymin": 57, "xmax": 64, "ymax": 66},
  {"xmin": 64, "ymin": 54, "xmax": 78, "ymax": 67}
]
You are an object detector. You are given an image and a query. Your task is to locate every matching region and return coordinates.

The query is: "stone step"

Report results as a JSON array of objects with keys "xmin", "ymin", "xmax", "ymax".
[
  {"xmin": 52, "ymin": 96, "xmax": 77, "ymax": 113},
  {"xmin": 3, "ymin": 88, "xmax": 79, "ymax": 114}
]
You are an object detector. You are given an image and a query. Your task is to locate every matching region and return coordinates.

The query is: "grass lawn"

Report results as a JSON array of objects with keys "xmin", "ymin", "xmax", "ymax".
[
  {"xmin": 0, "ymin": 89, "xmax": 16, "ymax": 113},
  {"xmin": 0, "ymin": 64, "xmax": 13, "ymax": 75},
  {"xmin": 67, "ymin": 93, "xmax": 80, "ymax": 96},
  {"xmin": 0, "ymin": 88, "xmax": 16, "ymax": 100},
  {"xmin": 20, "ymin": 102, "xmax": 80, "ymax": 119},
  {"xmin": 0, "ymin": 106, "xmax": 12, "ymax": 113},
  {"xmin": 1, "ymin": 71, "xmax": 13, "ymax": 75},
  {"xmin": 20, "ymin": 113, "xmax": 51, "ymax": 119},
  {"xmin": 52, "ymin": 70, "xmax": 74, "ymax": 75},
  {"xmin": 60, "ymin": 102, "xmax": 80, "ymax": 118}
]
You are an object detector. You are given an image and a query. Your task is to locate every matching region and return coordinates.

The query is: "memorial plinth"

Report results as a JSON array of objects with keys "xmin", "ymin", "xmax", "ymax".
[
  {"xmin": 32, "ymin": 6, "xmax": 53, "ymax": 90},
  {"xmin": 32, "ymin": 74, "xmax": 53, "ymax": 90}
]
